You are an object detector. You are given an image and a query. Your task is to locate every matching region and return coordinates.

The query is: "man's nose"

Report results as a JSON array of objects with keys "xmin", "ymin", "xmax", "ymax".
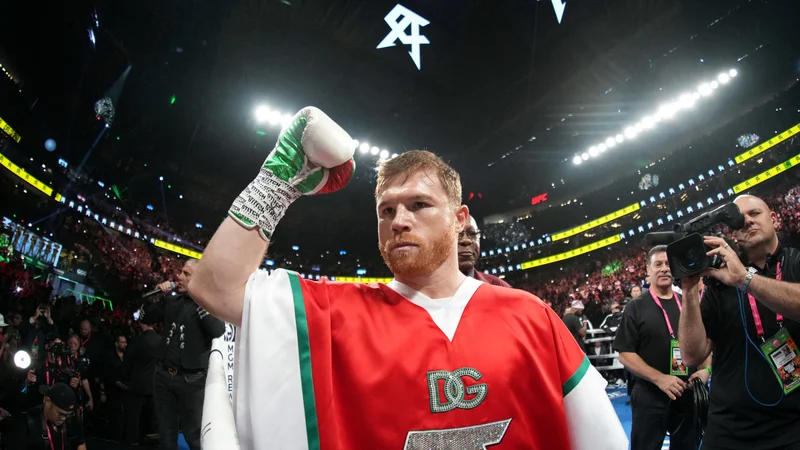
[{"xmin": 391, "ymin": 206, "xmax": 413, "ymax": 233}]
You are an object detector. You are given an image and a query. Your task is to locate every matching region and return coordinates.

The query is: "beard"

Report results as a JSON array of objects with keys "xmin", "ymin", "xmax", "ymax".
[{"xmin": 380, "ymin": 228, "xmax": 456, "ymax": 278}]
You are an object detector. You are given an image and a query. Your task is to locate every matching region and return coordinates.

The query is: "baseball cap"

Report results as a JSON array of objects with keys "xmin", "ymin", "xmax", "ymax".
[
  {"xmin": 570, "ymin": 300, "xmax": 585, "ymax": 310},
  {"xmin": 39, "ymin": 383, "xmax": 77, "ymax": 411},
  {"xmin": 0, "ymin": 313, "xmax": 7, "ymax": 327}
]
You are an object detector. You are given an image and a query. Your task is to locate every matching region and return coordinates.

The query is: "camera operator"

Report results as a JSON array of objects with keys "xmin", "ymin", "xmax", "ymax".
[
  {"xmin": 26, "ymin": 337, "xmax": 93, "ymax": 415},
  {"xmin": 614, "ymin": 245, "xmax": 711, "ymax": 450},
  {"xmin": 153, "ymin": 259, "xmax": 224, "ymax": 450},
  {"xmin": 4, "ymin": 383, "xmax": 86, "ymax": 450},
  {"xmin": 679, "ymin": 195, "xmax": 800, "ymax": 450}
]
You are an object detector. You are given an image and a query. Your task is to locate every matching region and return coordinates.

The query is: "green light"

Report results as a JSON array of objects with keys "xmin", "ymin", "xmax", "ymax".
[
  {"xmin": 36, "ymin": 227, "xmax": 39, "ymax": 231},
  {"xmin": 144, "ymin": 163, "xmax": 147, "ymax": 167},
  {"xmin": 170, "ymin": 95, "xmax": 176, "ymax": 105},
  {"xmin": 167, "ymin": 184, "xmax": 172, "ymax": 189},
  {"xmin": 116, "ymin": 136, "xmax": 120, "ymax": 140},
  {"xmin": 256, "ymin": 131, "xmax": 266, "ymax": 136}
]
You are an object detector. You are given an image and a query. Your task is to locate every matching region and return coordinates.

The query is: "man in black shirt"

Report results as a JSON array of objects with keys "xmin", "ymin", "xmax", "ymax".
[
  {"xmin": 562, "ymin": 300, "xmax": 587, "ymax": 347},
  {"xmin": 614, "ymin": 245, "xmax": 711, "ymax": 450},
  {"xmin": 5, "ymin": 383, "xmax": 86, "ymax": 450},
  {"xmin": 680, "ymin": 195, "xmax": 800, "ymax": 450},
  {"xmin": 154, "ymin": 259, "xmax": 225, "ymax": 450},
  {"xmin": 123, "ymin": 303, "xmax": 161, "ymax": 445}
]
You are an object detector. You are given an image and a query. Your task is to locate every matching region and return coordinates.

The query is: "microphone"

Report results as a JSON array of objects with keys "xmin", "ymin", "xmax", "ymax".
[{"xmin": 142, "ymin": 282, "xmax": 175, "ymax": 299}]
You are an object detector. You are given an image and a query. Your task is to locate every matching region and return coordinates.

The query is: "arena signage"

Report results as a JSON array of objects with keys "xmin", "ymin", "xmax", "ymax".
[
  {"xmin": 377, "ymin": 4, "xmax": 430, "ymax": 70},
  {"xmin": 530, "ymin": 192, "xmax": 548, "ymax": 205}
]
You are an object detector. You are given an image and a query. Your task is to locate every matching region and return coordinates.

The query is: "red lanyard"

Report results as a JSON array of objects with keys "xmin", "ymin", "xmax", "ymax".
[
  {"xmin": 81, "ymin": 335, "xmax": 90, "ymax": 347},
  {"xmin": 747, "ymin": 262, "xmax": 782, "ymax": 337},
  {"xmin": 648, "ymin": 287, "xmax": 682, "ymax": 338},
  {"xmin": 45, "ymin": 422, "xmax": 65, "ymax": 450}
]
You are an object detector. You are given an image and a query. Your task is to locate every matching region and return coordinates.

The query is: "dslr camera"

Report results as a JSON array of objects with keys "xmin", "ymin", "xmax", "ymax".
[{"xmin": 645, "ymin": 202, "xmax": 744, "ymax": 279}]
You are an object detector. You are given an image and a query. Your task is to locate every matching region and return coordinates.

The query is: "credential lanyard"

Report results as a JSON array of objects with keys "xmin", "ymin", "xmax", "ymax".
[
  {"xmin": 43, "ymin": 415, "xmax": 65, "ymax": 450},
  {"xmin": 748, "ymin": 262, "xmax": 783, "ymax": 337},
  {"xmin": 648, "ymin": 287, "xmax": 682, "ymax": 339}
]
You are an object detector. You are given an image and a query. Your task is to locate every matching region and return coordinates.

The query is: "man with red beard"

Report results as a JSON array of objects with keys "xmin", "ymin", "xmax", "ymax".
[
  {"xmin": 189, "ymin": 107, "xmax": 626, "ymax": 449},
  {"xmin": 458, "ymin": 216, "xmax": 511, "ymax": 288}
]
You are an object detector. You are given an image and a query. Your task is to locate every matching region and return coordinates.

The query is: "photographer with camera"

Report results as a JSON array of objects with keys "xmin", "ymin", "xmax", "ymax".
[
  {"xmin": 679, "ymin": 195, "xmax": 800, "ymax": 450},
  {"xmin": 25, "ymin": 337, "xmax": 92, "ymax": 416},
  {"xmin": 20, "ymin": 305, "xmax": 57, "ymax": 359},
  {"xmin": 614, "ymin": 245, "xmax": 711, "ymax": 450}
]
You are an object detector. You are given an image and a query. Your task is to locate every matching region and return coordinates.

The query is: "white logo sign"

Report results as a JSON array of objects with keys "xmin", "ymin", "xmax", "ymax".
[
  {"xmin": 551, "ymin": 0, "xmax": 567, "ymax": 24},
  {"xmin": 377, "ymin": 4, "xmax": 430, "ymax": 70}
]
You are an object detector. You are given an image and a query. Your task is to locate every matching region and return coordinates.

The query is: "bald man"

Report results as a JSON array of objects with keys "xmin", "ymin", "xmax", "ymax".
[
  {"xmin": 679, "ymin": 194, "xmax": 800, "ymax": 449},
  {"xmin": 458, "ymin": 216, "xmax": 512, "ymax": 288}
]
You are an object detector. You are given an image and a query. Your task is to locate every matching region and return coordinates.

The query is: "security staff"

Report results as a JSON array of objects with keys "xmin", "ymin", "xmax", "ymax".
[
  {"xmin": 614, "ymin": 245, "xmax": 711, "ymax": 450},
  {"xmin": 680, "ymin": 195, "xmax": 800, "ymax": 450},
  {"xmin": 153, "ymin": 259, "xmax": 225, "ymax": 450},
  {"xmin": 458, "ymin": 216, "xmax": 511, "ymax": 287}
]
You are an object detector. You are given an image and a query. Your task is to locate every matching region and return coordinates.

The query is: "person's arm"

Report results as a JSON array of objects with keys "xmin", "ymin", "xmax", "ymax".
[
  {"xmin": 189, "ymin": 220, "xmax": 267, "ymax": 326},
  {"xmin": 617, "ymin": 352, "xmax": 667, "ymax": 385},
  {"xmin": 703, "ymin": 236, "xmax": 800, "ymax": 320},
  {"xmin": 81, "ymin": 378, "xmax": 93, "ymax": 410},
  {"xmin": 689, "ymin": 354, "xmax": 713, "ymax": 385},
  {"xmin": 679, "ymin": 277, "xmax": 713, "ymax": 367},
  {"xmin": 196, "ymin": 306, "xmax": 226, "ymax": 339},
  {"xmin": 188, "ymin": 107, "xmax": 356, "ymax": 326},
  {"xmin": 745, "ymin": 274, "xmax": 800, "ymax": 321}
]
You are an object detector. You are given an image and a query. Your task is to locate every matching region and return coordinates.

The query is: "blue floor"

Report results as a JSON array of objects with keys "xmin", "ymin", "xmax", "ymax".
[{"xmin": 609, "ymin": 388, "xmax": 670, "ymax": 450}]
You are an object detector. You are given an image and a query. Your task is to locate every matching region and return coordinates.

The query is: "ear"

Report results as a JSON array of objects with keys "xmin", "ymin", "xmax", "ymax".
[{"xmin": 456, "ymin": 205, "xmax": 469, "ymax": 232}]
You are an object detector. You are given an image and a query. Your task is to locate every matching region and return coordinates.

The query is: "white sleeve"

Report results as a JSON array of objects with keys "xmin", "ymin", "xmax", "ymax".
[{"xmin": 564, "ymin": 364, "xmax": 629, "ymax": 450}]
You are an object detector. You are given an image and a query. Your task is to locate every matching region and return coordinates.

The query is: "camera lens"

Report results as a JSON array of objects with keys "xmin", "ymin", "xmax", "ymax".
[{"xmin": 680, "ymin": 245, "xmax": 706, "ymax": 271}]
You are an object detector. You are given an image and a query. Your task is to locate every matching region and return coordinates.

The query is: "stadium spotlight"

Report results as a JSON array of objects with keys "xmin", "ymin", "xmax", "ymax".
[
  {"xmin": 679, "ymin": 93, "xmax": 695, "ymax": 108},
  {"xmin": 624, "ymin": 126, "xmax": 637, "ymax": 139},
  {"xmin": 370, "ymin": 146, "xmax": 380, "ymax": 156},
  {"xmin": 573, "ymin": 155, "xmax": 582, "ymax": 165},
  {"xmin": 718, "ymin": 73, "xmax": 731, "ymax": 84},
  {"xmin": 379, "ymin": 150, "xmax": 389, "ymax": 160},
  {"xmin": 255, "ymin": 106, "xmax": 269, "ymax": 122},
  {"xmin": 615, "ymin": 134, "xmax": 624, "ymax": 143},
  {"xmin": 359, "ymin": 143, "xmax": 370, "ymax": 153},
  {"xmin": 267, "ymin": 110, "xmax": 281, "ymax": 126},
  {"xmin": 581, "ymin": 152, "xmax": 589, "ymax": 161},
  {"xmin": 729, "ymin": 68, "xmax": 738, "ymax": 78},
  {"xmin": 698, "ymin": 83, "xmax": 712, "ymax": 96},
  {"xmin": 392, "ymin": 153, "xmax": 399, "ymax": 158},
  {"xmin": 642, "ymin": 116, "xmax": 656, "ymax": 129},
  {"xmin": 588, "ymin": 146, "xmax": 599, "ymax": 157},
  {"xmin": 597, "ymin": 143, "xmax": 607, "ymax": 152},
  {"xmin": 710, "ymin": 80, "xmax": 719, "ymax": 90},
  {"xmin": 352, "ymin": 140, "xmax": 360, "ymax": 149},
  {"xmin": 605, "ymin": 137, "xmax": 616, "ymax": 148},
  {"xmin": 281, "ymin": 114, "xmax": 293, "ymax": 127}
]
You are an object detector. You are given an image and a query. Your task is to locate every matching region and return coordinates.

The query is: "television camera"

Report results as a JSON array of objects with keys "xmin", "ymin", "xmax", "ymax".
[{"xmin": 645, "ymin": 202, "xmax": 744, "ymax": 279}]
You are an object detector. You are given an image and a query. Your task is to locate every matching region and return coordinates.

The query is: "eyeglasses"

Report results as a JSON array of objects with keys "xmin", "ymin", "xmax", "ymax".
[{"xmin": 459, "ymin": 230, "xmax": 481, "ymax": 241}]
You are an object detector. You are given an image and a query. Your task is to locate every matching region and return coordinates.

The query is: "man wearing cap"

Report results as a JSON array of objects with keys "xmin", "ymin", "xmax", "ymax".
[
  {"xmin": 458, "ymin": 216, "xmax": 512, "ymax": 288},
  {"xmin": 4, "ymin": 383, "xmax": 86, "ymax": 450},
  {"xmin": 563, "ymin": 300, "xmax": 588, "ymax": 347}
]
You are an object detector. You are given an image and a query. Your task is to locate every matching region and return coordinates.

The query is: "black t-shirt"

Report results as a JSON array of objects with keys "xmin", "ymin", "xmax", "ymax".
[
  {"xmin": 614, "ymin": 290, "xmax": 695, "ymax": 391},
  {"xmin": 699, "ymin": 249, "xmax": 800, "ymax": 449},
  {"xmin": 562, "ymin": 314, "xmax": 583, "ymax": 346}
]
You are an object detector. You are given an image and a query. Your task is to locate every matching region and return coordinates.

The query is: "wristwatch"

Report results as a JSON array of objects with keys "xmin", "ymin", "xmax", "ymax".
[{"xmin": 740, "ymin": 267, "xmax": 758, "ymax": 293}]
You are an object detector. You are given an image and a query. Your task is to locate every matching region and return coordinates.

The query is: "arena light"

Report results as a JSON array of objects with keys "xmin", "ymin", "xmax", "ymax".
[
  {"xmin": 359, "ymin": 143, "xmax": 370, "ymax": 153},
  {"xmin": 588, "ymin": 146, "xmax": 598, "ymax": 157},
  {"xmin": 570, "ymin": 68, "xmax": 738, "ymax": 165},
  {"xmin": 379, "ymin": 150, "xmax": 389, "ymax": 160},
  {"xmin": 572, "ymin": 155, "xmax": 582, "ymax": 165}
]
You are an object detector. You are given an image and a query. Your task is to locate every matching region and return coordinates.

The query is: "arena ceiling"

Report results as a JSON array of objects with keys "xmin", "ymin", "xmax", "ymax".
[{"xmin": 0, "ymin": 0, "xmax": 797, "ymax": 252}]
